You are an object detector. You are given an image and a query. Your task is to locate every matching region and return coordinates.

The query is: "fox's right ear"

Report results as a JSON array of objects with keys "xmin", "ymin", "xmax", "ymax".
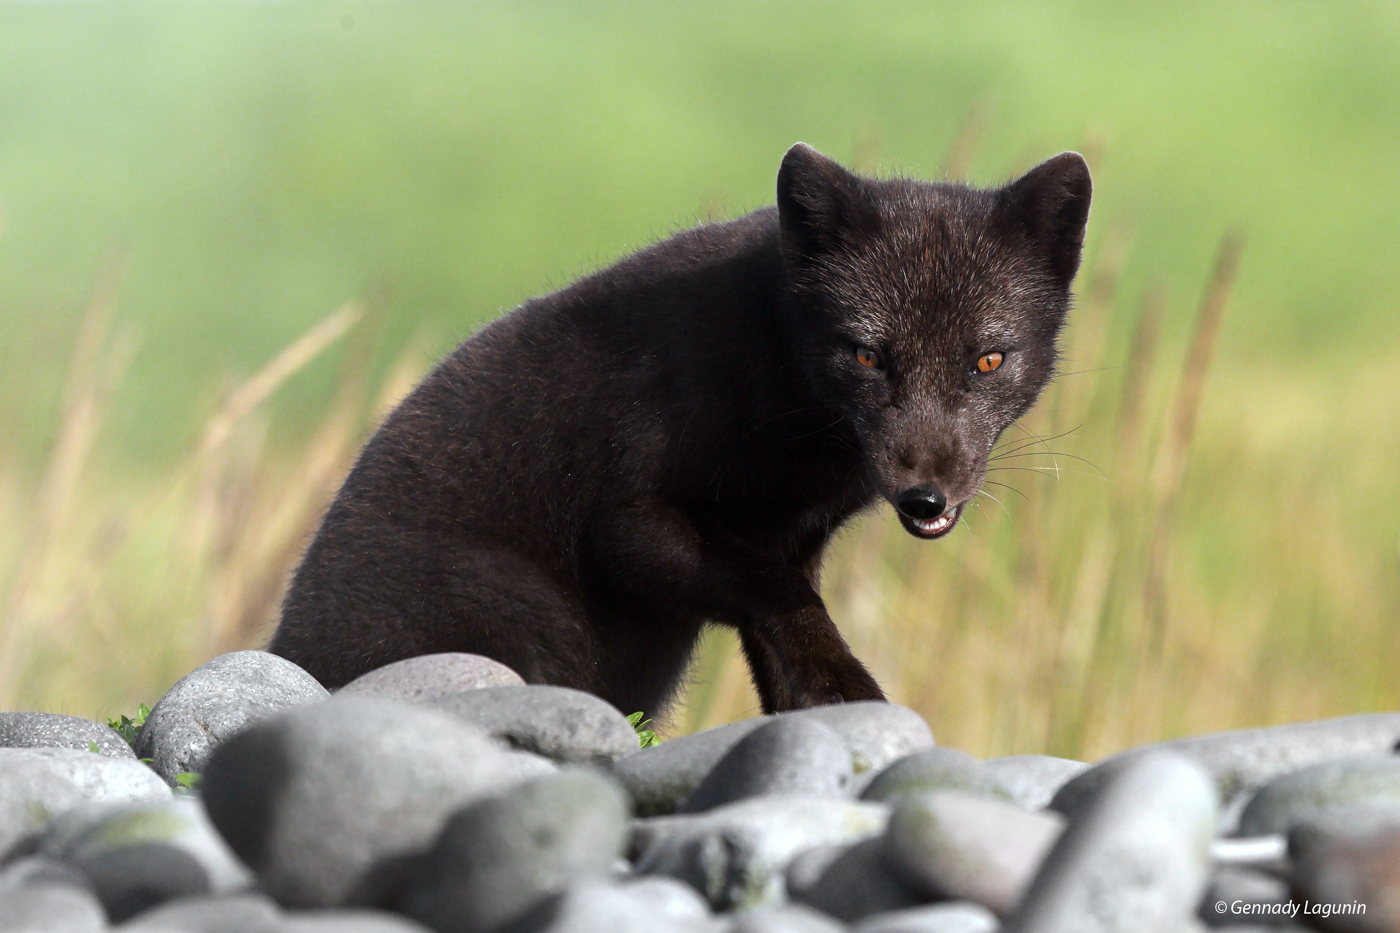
[
  {"xmin": 1001, "ymin": 152, "xmax": 1093, "ymax": 287},
  {"xmin": 777, "ymin": 143, "xmax": 875, "ymax": 262}
]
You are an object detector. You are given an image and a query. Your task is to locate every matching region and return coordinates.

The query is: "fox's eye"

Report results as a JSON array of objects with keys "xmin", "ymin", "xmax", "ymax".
[
  {"xmin": 855, "ymin": 346, "xmax": 882, "ymax": 369},
  {"xmin": 976, "ymin": 351, "xmax": 1004, "ymax": 373}
]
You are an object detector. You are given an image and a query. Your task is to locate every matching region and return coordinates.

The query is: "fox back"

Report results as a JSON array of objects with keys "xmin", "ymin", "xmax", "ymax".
[{"xmin": 270, "ymin": 144, "xmax": 1091, "ymax": 716}]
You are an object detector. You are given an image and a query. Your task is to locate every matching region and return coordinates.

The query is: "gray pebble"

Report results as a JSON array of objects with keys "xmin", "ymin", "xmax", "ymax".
[
  {"xmin": 0, "ymin": 748, "xmax": 169, "ymax": 853},
  {"xmin": 1291, "ymin": 822, "xmax": 1400, "ymax": 933},
  {"xmin": 883, "ymin": 790, "xmax": 1063, "ymax": 916},
  {"xmin": 615, "ymin": 703, "xmax": 934, "ymax": 816},
  {"xmin": 1198, "ymin": 866, "xmax": 1291, "ymax": 928},
  {"xmin": 1051, "ymin": 712, "xmax": 1400, "ymax": 824},
  {"xmin": 118, "ymin": 892, "xmax": 284, "ymax": 932},
  {"xmin": 1287, "ymin": 804, "xmax": 1400, "ymax": 864},
  {"xmin": 337, "ymin": 653, "xmax": 525, "ymax": 702},
  {"xmin": 0, "ymin": 757, "xmax": 87, "ymax": 857},
  {"xmin": 397, "ymin": 769, "xmax": 630, "ymax": 933},
  {"xmin": 281, "ymin": 910, "xmax": 435, "ymax": 932},
  {"xmin": 729, "ymin": 904, "xmax": 847, "ymax": 933},
  {"xmin": 861, "ymin": 748, "xmax": 1012, "ymax": 806},
  {"xmin": 1004, "ymin": 751, "xmax": 1216, "ymax": 933},
  {"xmin": 0, "ymin": 856, "xmax": 106, "ymax": 933},
  {"xmin": 134, "ymin": 650, "xmax": 330, "ymax": 785},
  {"xmin": 0, "ymin": 711, "xmax": 136, "ymax": 759},
  {"xmin": 429, "ymin": 685, "xmax": 639, "ymax": 765},
  {"xmin": 1235, "ymin": 755, "xmax": 1400, "ymax": 837},
  {"xmin": 786, "ymin": 837, "xmax": 924, "ymax": 922},
  {"xmin": 679, "ymin": 717, "xmax": 853, "ymax": 813},
  {"xmin": 980, "ymin": 756, "xmax": 1090, "ymax": 811},
  {"xmin": 522, "ymin": 876, "xmax": 721, "ymax": 933},
  {"xmin": 851, "ymin": 902, "xmax": 999, "ymax": 933},
  {"xmin": 18, "ymin": 796, "xmax": 253, "ymax": 895},
  {"xmin": 632, "ymin": 795, "xmax": 889, "ymax": 911},
  {"xmin": 200, "ymin": 695, "xmax": 554, "ymax": 908},
  {"xmin": 76, "ymin": 840, "xmax": 210, "ymax": 922}
]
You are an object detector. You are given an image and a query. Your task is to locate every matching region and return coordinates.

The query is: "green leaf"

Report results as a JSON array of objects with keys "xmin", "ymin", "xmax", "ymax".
[
  {"xmin": 106, "ymin": 703, "xmax": 153, "ymax": 747},
  {"xmin": 627, "ymin": 712, "xmax": 660, "ymax": 749},
  {"xmin": 174, "ymin": 772, "xmax": 201, "ymax": 790},
  {"xmin": 87, "ymin": 740, "xmax": 100, "ymax": 754}
]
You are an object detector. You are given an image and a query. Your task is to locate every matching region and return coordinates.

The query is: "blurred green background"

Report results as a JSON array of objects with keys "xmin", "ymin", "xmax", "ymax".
[{"xmin": 2, "ymin": 1, "xmax": 1398, "ymax": 760}]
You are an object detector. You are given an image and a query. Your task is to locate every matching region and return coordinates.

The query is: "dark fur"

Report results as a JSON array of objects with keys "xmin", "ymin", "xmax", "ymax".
[{"xmin": 270, "ymin": 144, "xmax": 1091, "ymax": 715}]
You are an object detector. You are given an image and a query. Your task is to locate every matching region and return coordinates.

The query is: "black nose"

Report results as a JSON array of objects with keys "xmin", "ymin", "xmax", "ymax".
[{"xmin": 897, "ymin": 486, "xmax": 947, "ymax": 521}]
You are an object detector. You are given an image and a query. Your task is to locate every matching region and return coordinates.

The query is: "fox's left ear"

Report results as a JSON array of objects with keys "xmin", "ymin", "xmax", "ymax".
[{"xmin": 1001, "ymin": 152, "xmax": 1092, "ymax": 286}]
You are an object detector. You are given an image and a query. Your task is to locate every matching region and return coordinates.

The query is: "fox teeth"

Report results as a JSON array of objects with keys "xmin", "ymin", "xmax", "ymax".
[{"xmin": 916, "ymin": 513, "xmax": 953, "ymax": 535}]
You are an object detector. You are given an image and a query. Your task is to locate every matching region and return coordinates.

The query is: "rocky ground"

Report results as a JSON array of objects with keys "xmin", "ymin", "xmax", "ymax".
[{"xmin": 1, "ymin": 649, "xmax": 1398, "ymax": 933}]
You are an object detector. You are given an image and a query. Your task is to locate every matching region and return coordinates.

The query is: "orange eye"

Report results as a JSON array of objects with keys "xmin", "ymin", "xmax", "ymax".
[
  {"xmin": 976, "ymin": 352, "xmax": 1004, "ymax": 373},
  {"xmin": 855, "ymin": 346, "xmax": 882, "ymax": 368}
]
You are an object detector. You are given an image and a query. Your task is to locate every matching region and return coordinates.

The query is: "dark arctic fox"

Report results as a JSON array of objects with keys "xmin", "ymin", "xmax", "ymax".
[{"xmin": 271, "ymin": 144, "xmax": 1091, "ymax": 715}]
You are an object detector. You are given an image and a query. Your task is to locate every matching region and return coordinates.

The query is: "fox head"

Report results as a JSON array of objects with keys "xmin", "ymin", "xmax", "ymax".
[{"xmin": 776, "ymin": 143, "xmax": 1091, "ymax": 539}]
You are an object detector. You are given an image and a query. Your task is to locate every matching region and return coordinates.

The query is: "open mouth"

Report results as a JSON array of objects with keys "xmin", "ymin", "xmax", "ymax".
[{"xmin": 898, "ymin": 503, "xmax": 964, "ymax": 540}]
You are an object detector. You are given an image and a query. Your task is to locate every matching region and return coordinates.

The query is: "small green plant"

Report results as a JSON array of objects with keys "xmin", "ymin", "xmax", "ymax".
[
  {"xmin": 627, "ymin": 711, "xmax": 660, "ymax": 749},
  {"xmin": 174, "ymin": 772, "xmax": 202, "ymax": 796},
  {"xmin": 87, "ymin": 740, "xmax": 100, "ymax": 754},
  {"xmin": 107, "ymin": 703, "xmax": 150, "ymax": 746}
]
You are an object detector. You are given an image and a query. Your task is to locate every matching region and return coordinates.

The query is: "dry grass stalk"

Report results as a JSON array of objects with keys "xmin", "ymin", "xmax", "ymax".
[
  {"xmin": 1143, "ymin": 233, "xmax": 1244, "ymax": 647},
  {"xmin": 0, "ymin": 256, "xmax": 133, "ymax": 706}
]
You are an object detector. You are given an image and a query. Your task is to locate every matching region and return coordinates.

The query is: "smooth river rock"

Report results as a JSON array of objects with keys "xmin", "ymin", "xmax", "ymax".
[
  {"xmin": 429, "ymin": 685, "xmax": 640, "ymax": 765},
  {"xmin": 396, "ymin": 770, "xmax": 630, "ymax": 933},
  {"xmin": 133, "ymin": 650, "xmax": 330, "ymax": 785},
  {"xmin": 1004, "ymin": 751, "xmax": 1217, "ymax": 933},
  {"xmin": 884, "ymin": 790, "xmax": 1065, "ymax": 916},
  {"xmin": 633, "ymin": 794, "xmax": 890, "ymax": 911},
  {"xmin": 200, "ymin": 695, "xmax": 554, "ymax": 908},
  {"xmin": 0, "ymin": 711, "xmax": 137, "ymax": 760},
  {"xmin": 1235, "ymin": 755, "xmax": 1400, "ymax": 837},
  {"xmin": 337, "ymin": 653, "xmax": 526, "ymax": 702},
  {"xmin": 678, "ymin": 717, "xmax": 853, "ymax": 813},
  {"xmin": 615, "ymin": 702, "xmax": 934, "ymax": 816}
]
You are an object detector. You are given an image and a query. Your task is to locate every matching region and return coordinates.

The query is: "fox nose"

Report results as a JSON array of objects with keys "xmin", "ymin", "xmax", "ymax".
[{"xmin": 897, "ymin": 486, "xmax": 947, "ymax": 521}]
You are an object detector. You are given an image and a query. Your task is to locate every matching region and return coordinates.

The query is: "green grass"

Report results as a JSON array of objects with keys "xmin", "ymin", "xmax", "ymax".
[{"xmin": 2, "ymin": 1, "xmax": 1399, "ymax": 758}]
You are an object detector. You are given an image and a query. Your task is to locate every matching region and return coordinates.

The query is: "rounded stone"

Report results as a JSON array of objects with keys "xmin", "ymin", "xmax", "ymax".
[
  {"xmin": 1292, "ymin": 822, "xmax": 1400, "ymax": 933},
  {"xmin": 730, "ymin": 904, "xmax": 847, "ymax": 933},
  {"xmin": 280, "ymin": 910, "xmax": 436, "ymax": 932},
  {"xmin": 1004, "ymin": 751, "xmax": 1217, "ymax": 933},
  {"xmin": 861, "ymin": 748, "xmax": 1012, "ymax": 806},
  {"xmin": 133, "ymin": 650, "xmax": 330, "ymax": 785},
  {"xmin": 632, "ymin": 795, "xmax": 891, "ymax": 911},
  {"xmin": 883, "ymin": 790, "xmax": 1064, "ymax": 916},
  {"xmin": 1051, "ymin": 712, "xmax": 1400, "ymax": 823},
  {"xmin": 0, "ymin": 748, "xmax": 170, "ymax": 853},
  {"xmin": 74, "ymin": 841, "xmax": 210, "ymax": 922},
  {"xmin": 429, "ymin": 685, "xmax": 640, "ymax": 765},
  {"xmin": 397, "ymin": 769, "xmax": 631, "ymax": 933},
  {"xmin": 0, "ymin": 856, "xmax": 106, "ymax": 933},
  {"xmin": 200, "ymin": 695, "xmax": 554, "ymax": 908},
  {"xmin": 522, "ymin": 876, "xmax": 719, "ymax": 933},
  {"xmin": 979, "ymin": 755, "xmax": 1090, "ymax": 811},
  {"xmin": 23, "ymin": 796, "xmax": 253, "ymax": 895},
  {"xmin": 1236, "ymin": 755, "xmax": 1400, "ymax": 837},
  {"xmin": 1198, "ymin": 866, "xmax": 1291, "ymax": 926},
  {"xmin": 851, "ymin": 902, "xmax": 999, "ymax": 933},
  {"xmin": 119, "ymin": 892, "xmax": 284, "ymax": 933},
  {"xmin": 337, "ymin": 653, "xmax": 526, "ymax": 702},
  {"xmin": 614, "ymin": 702, "xmax": 934, "ymax": 816},
  {"xmin": 0, "ymin": 712, "xmax": 137, "ymax": 759},
  {"xmin": 786, "ymin": 837, "xmax": 924, "ymax": 922},
  {"xmin": 678, "ymin": 717, "xmax": 852, "ymax": 813}
]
